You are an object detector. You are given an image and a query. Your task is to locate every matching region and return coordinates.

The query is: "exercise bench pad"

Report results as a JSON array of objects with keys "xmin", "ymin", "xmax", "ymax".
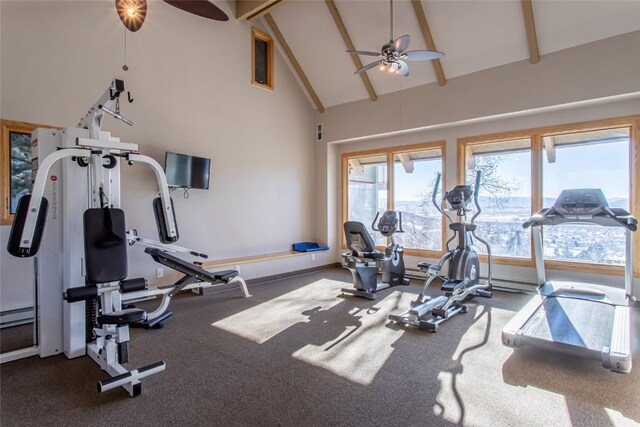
[
  {"xmin": 84, "ymin": 208, "xmax": 128, "ymax": 284},
  {"xmin": 145, "ymin": 248, "xmax": 238, "ymax": 283}
]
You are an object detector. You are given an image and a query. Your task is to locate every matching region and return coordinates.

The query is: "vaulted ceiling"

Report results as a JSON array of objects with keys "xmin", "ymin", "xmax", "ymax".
[{"xmin": 245, "ymin": 0, "xmax": 640, "ymax": 111}]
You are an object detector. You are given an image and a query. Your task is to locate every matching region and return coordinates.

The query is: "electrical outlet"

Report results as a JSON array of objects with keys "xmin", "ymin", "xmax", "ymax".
[
  {"xmin": 311, "ymin": 253, "xmax": 316, "ymax": 262},
  {"xmin": 156, "ymin": 268, "xmax": 163, "ymax": 278}
]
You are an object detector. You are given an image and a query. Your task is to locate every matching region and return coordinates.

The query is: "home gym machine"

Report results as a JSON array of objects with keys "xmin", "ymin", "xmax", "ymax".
[
  {"xmin": 389, "ymin": 171, "xmax": 493, "ymax": 331},
  {"xmin": 5, "ymin": 79, "xmax": 249, "ymax": 396},
  {"xmin": 502, "ymin": 189, "xmax": 636, "ymax": 373},
  {"xmin": 341, "ymin": 211, "xmax": 411, "ymax": 299}
]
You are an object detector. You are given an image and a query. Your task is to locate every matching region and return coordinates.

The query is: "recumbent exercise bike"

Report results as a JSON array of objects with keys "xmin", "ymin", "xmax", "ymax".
[
  {"xmin": 389, "ymin": 171, "xmax": 493, "ymax": 331},
  {"xmin": 342, "ymin": 211, "xmax": 411, "ymax": 299}
]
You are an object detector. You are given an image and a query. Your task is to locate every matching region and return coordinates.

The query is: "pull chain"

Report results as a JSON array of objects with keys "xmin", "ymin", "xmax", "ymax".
[
  {"xmin": 390, "ymin": 0, "xmax": 393, "ymax": 41},
  {"xmin": 122, "ymin": 29, "xmax": 129, "ymax": 71}
]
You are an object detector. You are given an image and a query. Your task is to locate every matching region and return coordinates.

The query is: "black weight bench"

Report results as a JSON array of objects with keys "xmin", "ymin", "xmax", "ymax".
[
  {"xmin": 123, "ymin": 248, "xmax": 250, "ymax": 329},
  {"xmin": 144, "ymin": 248, "xmax": 239, "ymax": 288}
]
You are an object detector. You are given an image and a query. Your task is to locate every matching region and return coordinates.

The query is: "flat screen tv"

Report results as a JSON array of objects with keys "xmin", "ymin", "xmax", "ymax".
[{"xmin": 164, "ymin": 152, "xmax": 211, "ymax": 190}]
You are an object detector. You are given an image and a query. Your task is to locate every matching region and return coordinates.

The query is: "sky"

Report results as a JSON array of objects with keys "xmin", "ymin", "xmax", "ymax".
[{"xmin": 393, "ymin": 140, "xmax": 630, "ymax": 202}]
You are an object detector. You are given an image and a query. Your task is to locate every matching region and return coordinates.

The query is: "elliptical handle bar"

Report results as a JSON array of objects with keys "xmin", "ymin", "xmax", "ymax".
[
  {"xmin": 432, "ymin": 172, "xmax": 442, "ymax": 214},
  {"xmin": 371, "ymin": 211, "xmax": 381, "ymax": 231},
  {"xmin": 470, "ymin": 170, "xmax": 483, "ymax": 224},
  {"xmin": 432, "ymin": 172, "xmax": 454, "ymax": 224}
]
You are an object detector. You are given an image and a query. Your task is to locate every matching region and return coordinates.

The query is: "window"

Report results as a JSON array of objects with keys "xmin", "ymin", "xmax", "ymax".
[
  {"xmin": 464, "ymin": 138, "xmax": 532, "ymax": 258},
  {"xmin": 251, "ymin": 28, "xmax": 273, "ymax": 90},
  {"xmin": 346, "ymin": 154, "xmax": 388, "ymax": 246},
  {"xmin": 343, "ymin": 142, "xmax": 445, "ymax": 255},
  {"xmin": 542, "ymin": 127, "xmax": 630, "ymax": 265},
  {"xmin": 1, "ymin": 120, "xmax": 53, "ymax": 225},
  {"xmin": 393, "ymin": 149, "xmax": 443, "ymax": 251},
  {"xmin": 459, "ymin": 116, "xmax": 640, "ymax": 275}
]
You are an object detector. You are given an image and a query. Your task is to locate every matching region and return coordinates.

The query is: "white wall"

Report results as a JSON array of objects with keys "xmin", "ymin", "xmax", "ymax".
[
  {"xmin": 318, "ymin": 30, "xmax": 640, "ymax": 144},
  {"xmin": 0, "ymin": 0, "xmax": 333, "ymax": 312}
]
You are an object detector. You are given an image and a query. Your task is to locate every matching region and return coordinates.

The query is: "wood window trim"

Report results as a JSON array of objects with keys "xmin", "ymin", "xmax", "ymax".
[
  {"xmin": 457, "ymin": 115, "xmax": 640, "ymax": 276},
  {"xmin": 341, "ymin": 140, "xmax": 447, "ymax": 255},
  {"xmin": 251, "ymin": 27, "xmax": 274, "ymax": 91},
  {"xmin": 1, "ymin": 119, "xmax": 57, "ymax": 225}
]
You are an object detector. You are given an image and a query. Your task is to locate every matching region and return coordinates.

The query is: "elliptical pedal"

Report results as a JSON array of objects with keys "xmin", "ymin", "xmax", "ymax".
[{"xmin": 418, "ymin": 320, "xmax": 438, "ymax": 332}]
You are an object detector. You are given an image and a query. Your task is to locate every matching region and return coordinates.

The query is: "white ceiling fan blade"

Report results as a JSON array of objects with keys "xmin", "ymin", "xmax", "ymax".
[
  {"xmin": 355, "ymin": 60, "xmax": 382, "ymax": 74},
  {"xmin": 403, "ymin": 50, "xmax": 445, "ymax": 61},
  {"xmin": 397, "ymin": 60, "xmax": 409, "ymax": 76},
  {"xmin": 346, "ymin": 50, "xmax": 383, "ymax": 57},
  {"xmin": 394, "ymin": 35, "xmax": 410, "ymax": 53}
]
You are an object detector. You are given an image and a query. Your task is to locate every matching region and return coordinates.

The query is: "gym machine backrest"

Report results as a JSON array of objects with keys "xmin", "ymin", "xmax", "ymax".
[
  {"xmin": 344, "ymin": 221, "xmax": 378, "ymax": 257},
  {"xmin": 344, "ymin": 211, "xmax": 404, "ymax": 259}
]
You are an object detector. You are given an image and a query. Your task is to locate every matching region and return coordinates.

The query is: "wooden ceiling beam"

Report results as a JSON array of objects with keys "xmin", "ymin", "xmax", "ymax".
[
  {"xmin": 237, "ymin": 0, "xmax": 285, "ymax": 21},
  {"xmin": 325, "ymin": 0, "xmax": 377, "ymax": 102},
  {"xmin": 521, "ymin": 0, "xmax": 540, "ymax": 64},
  {"xmin": 411, "ymin": 0, "xmax": 446, "ymax": 87},
  {"xmin": 263, "ymin": 13, "xmax": 325, "ymax": 113}
]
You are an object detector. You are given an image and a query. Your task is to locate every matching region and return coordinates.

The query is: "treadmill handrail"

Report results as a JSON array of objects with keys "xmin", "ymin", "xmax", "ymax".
[{"xmin": 524, "ymin": 205, "xmax": 636, "ymax": 230}]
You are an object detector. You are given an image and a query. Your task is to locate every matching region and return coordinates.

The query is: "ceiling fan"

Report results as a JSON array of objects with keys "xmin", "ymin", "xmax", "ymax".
[
  {"xmin": 347, "ymin": 0, "xmax": 444, "ymax": 77},
  {"xmin": 115, "ymin": 0, "xmax": 228, "ymax": 32}
]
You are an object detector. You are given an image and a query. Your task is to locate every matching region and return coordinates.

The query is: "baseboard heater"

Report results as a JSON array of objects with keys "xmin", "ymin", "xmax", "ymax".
[{"xmin": 0, "ymin": 307, "xmax": 34, "ymax": 329}]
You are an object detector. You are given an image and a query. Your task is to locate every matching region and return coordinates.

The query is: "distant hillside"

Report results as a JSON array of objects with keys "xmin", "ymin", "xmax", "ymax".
[{"xmin": 395, "ymin": 196, "xmax": 629, "ymax": 211}]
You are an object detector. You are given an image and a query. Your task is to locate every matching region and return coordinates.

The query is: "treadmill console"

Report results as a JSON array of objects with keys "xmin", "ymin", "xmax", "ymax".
[{"xmin": 553, "ymin": 189, "xmax": 607, "ymax": 215}]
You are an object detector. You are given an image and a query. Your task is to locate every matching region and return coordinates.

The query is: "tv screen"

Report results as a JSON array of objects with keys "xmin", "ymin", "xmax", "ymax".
[{"xmin": 165, "ymin": 152, "xmax": 211, "ymax": 190}]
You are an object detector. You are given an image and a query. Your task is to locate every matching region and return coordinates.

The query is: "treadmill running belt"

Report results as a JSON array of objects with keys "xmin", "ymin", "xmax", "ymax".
[{"xmin": 522, "ymin": 297, "xmax": 615, "ymax": 350}]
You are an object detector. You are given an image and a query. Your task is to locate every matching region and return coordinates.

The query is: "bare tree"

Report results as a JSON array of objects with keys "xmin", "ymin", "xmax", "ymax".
[
  {"xmin": 10, "ymin": 133, "xmax": 33, "ymax": 211},
  {"xmin": 468, "ymin": 156, "xmax": 520, "ymax": 208}
]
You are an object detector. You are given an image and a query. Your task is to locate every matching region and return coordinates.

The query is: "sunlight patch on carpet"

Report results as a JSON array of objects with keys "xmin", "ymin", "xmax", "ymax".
[
  {"xmin": 291, "ymin": 290, "xmax": 415, "ymax": 385},
  {"xmin": 604, "ymin": 408, "xmax": 639, "ymax": 427},
  {"xmin": 211, "ymin": 279, "xmax": 345, "ymax": 344},
  {"xmin": 432, "ymin": 306, "xmax": 574, "ymax": 426}
]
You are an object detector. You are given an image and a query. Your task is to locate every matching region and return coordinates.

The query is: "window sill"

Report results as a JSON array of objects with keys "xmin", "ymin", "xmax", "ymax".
[
  {"xmin": 544, "ymin": 260, "xmax": 626, "ymax": 277},
  {"xmin": 341, "ymin": 247, "xmax": 637, "ymax": 277},
  {"xmin": 485, "ymin": 255, "xmax": 633, "ymax": 277},
  {"xmin": 251, "ymin": 81, "xmax": 273, "ymax": 91}
]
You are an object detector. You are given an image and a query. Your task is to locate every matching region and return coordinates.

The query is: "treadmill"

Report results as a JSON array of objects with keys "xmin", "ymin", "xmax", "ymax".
[{"xmin": 502, "ymin": 189, "xmax": 637, "ymax": 373}]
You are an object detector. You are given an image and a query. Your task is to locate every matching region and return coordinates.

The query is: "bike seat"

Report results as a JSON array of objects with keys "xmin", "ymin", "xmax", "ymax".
[{"xmin": 360, "ymin": 251, "xmax": 386, "ymax": 259}]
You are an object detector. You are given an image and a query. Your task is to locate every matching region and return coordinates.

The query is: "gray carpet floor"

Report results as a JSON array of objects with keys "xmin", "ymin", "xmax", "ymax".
[{"xmin": 1, "ymin": 268, "xmax": 638, "ymax": 427}]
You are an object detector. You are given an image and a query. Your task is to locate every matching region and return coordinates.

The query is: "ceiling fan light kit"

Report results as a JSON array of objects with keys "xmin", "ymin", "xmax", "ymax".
[
  {"xmin": 116, "ymin": 0, "xmax": 147, "ymax": 32},
  {"xmin": 115, "ymin": 0, "xmax": 228, "ymax": 33},
  {"xmin": 346, "ymin": 0, "xmax": 444, "ymax": 77}
]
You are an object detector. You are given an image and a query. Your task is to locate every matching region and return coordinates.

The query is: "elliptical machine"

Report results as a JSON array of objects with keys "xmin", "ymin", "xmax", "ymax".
[
  {"xmin": 389, "ymin": 171, "xmax": 493, "ymax": 331},
  {"xmin": 342, "ymin": 211, "xmax": 411, "ymax": 299}
]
